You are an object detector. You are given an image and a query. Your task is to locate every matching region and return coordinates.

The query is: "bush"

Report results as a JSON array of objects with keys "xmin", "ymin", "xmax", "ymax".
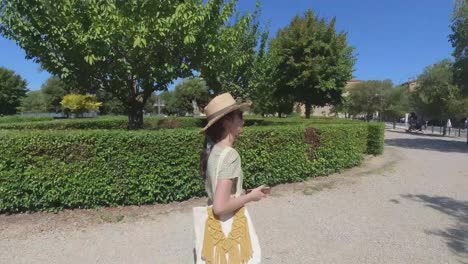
[
  {"xmin": 0, "ymin": 114, "xmax": 364, "ymax": 130},
  {"xmin": 0, "ymin": 115, "xmax": 53, "ymax": 124},
  {"xmin": 367, "ymin": 123, "xmax": 385, "ymax": 155},
  {"xmin": 0, "ymin": 122, "xmax": 383, "ymax": 213}
]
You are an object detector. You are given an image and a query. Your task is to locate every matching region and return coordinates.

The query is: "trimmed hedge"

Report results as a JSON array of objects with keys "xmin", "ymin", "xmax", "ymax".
[
  {"xmin": 0, "ymin": 115, "xmax": 53, "ymax": 124},
  {"xmin": 0, "ymin": 115, "xmax": 362, "ymax": 130},
  {"xmin": 0, "ymin": 123, "xmax": 383, "ymax": 213},
  {"xmin": 367, "ymin": 123, "xmax": 385, "ymax": 155},
  {"xmin": 0, "ymin": 116, "xmax": 201, "ymax": 130}
]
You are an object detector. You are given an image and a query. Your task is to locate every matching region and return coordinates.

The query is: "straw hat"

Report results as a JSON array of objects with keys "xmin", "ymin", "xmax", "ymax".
[{"xmin": 201, "ymin": 93, "xmax": 250, "ymax": 132}]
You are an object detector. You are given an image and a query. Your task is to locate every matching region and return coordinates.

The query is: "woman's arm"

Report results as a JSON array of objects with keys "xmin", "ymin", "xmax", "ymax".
[{"xmin": 212, "ymin": 179, "xmax": 265, "ymax": 216}]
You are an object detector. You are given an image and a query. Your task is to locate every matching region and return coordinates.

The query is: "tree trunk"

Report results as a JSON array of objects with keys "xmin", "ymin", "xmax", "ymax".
[
  {"xmin": 393, "ymin": 120, "xmax": 396, "ymax": 129},
  {"xmin": 304, "ymin": 102, "xmax": 312, "ymax": 119},
  {"xmin": 128, "ymin": 104, "xmax": 144, "ymax": 129}
]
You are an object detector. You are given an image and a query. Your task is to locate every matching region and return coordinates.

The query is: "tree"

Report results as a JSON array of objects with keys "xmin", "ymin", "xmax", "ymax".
[
  {"xmin": 160, "ymin": 77, "xmax": 210, "ymax": 116},
  {"xmin": 199, "ymin": 4, "xmax": 266, "ymax": 99},
  {"xmin": 250, "ymin": 47, "xmax": 294, "ymax": 117},
  {"xmin": 269, "ymin": 10, "xmax": 355, "ymax": 118},
  {"xmin": 19, "ymin": 90, "xmax": 46, "ymax": 113},
  {"xmin": 410, "ymin": 60, "xmax": 462, "ymax": 134},
  {"xmin": 450, "ymin": 0, "xmax": 468, "ymax": 95},
  {"xmin": 0, "ymin": 67, "xmax": 28, "ymax": 115},
  {"xmin": 381, "ymin": 85, "xmax": 410, "ymax": 127},
  {"xmin": 0, "ymin": 0, "xmax": 243, "ymax": 128},
  {"xmin": 60, "ymin": 94, "xmax": 102, "ymax": 117},
  {"xmin": 346, "ymin": 80, "xmax": 393, "ymax": 120},
  {"xmin": 41, "ymin": 76, "xmax": 67, "ymax": 112}
]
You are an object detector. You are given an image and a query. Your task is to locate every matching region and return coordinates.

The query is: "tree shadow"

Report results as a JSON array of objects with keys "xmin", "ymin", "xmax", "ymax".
[
  {"xmin": 402, "ymin": 194, "xmax": 468, "ymax": 261},
  {"xmin": 385, "ymin": 134, "xmax": 468, "ymax": 154}
]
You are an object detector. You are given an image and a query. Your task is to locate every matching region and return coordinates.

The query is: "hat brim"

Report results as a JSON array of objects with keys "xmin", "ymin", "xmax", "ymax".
[{"xmin": 200, "ymin": 102, "xmax": 250, "ymax": 133}]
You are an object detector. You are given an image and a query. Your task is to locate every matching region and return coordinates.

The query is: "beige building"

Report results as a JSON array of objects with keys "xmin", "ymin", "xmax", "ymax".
[
  {"xmin": 401, "ymin": 79, "xmax": 418, "ymax": 92},
  {"xmin": 297, "ymin": 79, "xmax": 362, "ymax": 117}
]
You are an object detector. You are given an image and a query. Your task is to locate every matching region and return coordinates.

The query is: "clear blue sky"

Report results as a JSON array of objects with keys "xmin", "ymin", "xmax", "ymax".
[{"xmin": 0, "ymin": 0, "xmax": 455, "ymax": 91}]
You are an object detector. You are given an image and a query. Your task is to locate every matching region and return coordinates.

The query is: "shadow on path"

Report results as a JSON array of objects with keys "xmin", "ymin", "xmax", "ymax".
[{"xmin": 402, "ymin": 194, "xmax": 468, "ymax": 262}]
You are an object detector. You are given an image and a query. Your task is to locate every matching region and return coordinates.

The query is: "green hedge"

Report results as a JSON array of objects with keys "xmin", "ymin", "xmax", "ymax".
[
  {"xmin": 0, "ymin": 116, "xmax": 202, "ymax": 130},
  {"xmin": 0, "ymin": 115, "xmax": 53, "ymax": 124},
  {"xmin": 0, "ymin": 123, "xmax": 383, "ymax": 213},
  {"xmin": 0, "ymin": 115, "xmax": 362, "ymax": 130},
  {"xmin": 367, "ymin": 123, "xmax": 385, "ymax": 155}
]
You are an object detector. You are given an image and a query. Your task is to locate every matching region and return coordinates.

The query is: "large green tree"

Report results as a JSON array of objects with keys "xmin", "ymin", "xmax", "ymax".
[
  {"xmin": 269, "ymin": 10, "xmax": 355, "ymax": 118},
  {"xmin": 450, "ymin": 0, "xmax": 468, "ymax": 95},
  {"xmin": 381, "ymin": 85, "xmax": 410, "ymax": 127},
  {"xmin": 345, "ymin": 80, "xmax": 393, "ymax": 120},
  {"xmin": 410, "ymin": 59, "xmax": 464, "ymax": 133},
  {"xmin": 19, "ymin": 90, "xmax": 46, "ymax": 113},
  {"xmin": 200, "ymin": 4, "xmax": 267, "ymax": 99},
  {"xmin": 0, "ymin": 67, "xmax": 28, "ymax": 115},
  {"xmin": 250, "ymin": 46, "xmax": 294, "ymax": 117},
  {"xmin": 160, "ymin": 77, "xmax": 210, "ymax": 116},
  {"xmin": 0, "ymin": 0, "xmax": 244, "ymax": 128},
  {"xmin": 41, "ymin": 76, "xmax": 67, "ymax": 112}
]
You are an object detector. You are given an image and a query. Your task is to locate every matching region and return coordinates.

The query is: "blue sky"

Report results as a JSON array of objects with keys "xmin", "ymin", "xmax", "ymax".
[{"xmin": 0, "ymin": 0, "xmax": 455, "ymax": 91}]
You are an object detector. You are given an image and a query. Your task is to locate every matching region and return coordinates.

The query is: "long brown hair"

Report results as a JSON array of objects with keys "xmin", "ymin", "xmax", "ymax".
[{"xmin": 200, "ymin": 110, "xmax": 242, "ymax": 179}]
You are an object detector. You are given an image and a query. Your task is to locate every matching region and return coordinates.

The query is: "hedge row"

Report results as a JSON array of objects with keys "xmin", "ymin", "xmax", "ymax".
[
  {"xmin": 0, "ymin": 115, "xmax": 361, "ymax": 130},
  {"xmin": 367, "ymin": 123, "xmax": 385, "ymax": 155},
  {"xmin": 0, "ymin": 115, "xmax": 53, "ymax": 124},
  {"xmin": 0, "ymin": 123, "xmax": 383, "ymax": 213},
  {"xmin": 0, "ymin": 116, "xmax": 201, "ymax": 130}
]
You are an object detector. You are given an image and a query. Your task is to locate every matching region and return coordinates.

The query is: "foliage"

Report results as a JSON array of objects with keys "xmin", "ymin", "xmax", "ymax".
[
  {"xmin": 41, "ymin": 76, "xmax": 67, "ymax": 112},
  {"xmin": 19, "ymin": 90, "xmax": 47, "ymax": 113},
  {"xmin": 366, "ymin": 123, "xmax": 385, "ymax": 155},
  {"xmin": 450, "ymin": 0, "xmax": 468, "ymax": 95},
  {"xmin": 0, "ymin": 115, "xmax": 52, "ymax": 124},
  {"xmin": 381, "ymin": 85, "xmax": 410, "ymax": 121},
  {"xmin": 345, "ymin": 80, "xmax": 393, "ymax": 119},
  {"xmin": 60, "ymin": 94, "xmax": 102, "ymax": 116},
  {"xmin": 269, "ymin": 10, "xmax": 356, "ymax": 118},
  {"xmin": 250, "ymin": 45, "xmax": 295, "ymax": 117},
  {"xmin": 200, "ymin": 3, "xmax": 266, "ymax": 98},
  {"xmin": 0, "ymin": 0, "xmax": 244, "ymax": 128},
  {"xmin": 0, "ymin": 122, "xmax": 383, "ymax": 212},
  {"xmin": 0, "ymin": 115, "xmax": 363, "ymax": 130},
  {"xmin": 410, "ymin": 60, "xmax": 463, "ymax": 121},
  {"xmin": 160, "ymin": 77, "xmax": 210, "ymax": 115},
  {"xmin": 0, "ymin": 67, "xmax": 28, "ymax": 115}
]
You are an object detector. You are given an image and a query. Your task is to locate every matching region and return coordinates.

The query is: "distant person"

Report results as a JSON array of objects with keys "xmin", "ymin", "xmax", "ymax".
[
  {"xmin": 447, "ymin": 119, "xmax": 452, "ymax": 129},
  {"xmin": 465, "ymin": 118, "xmax": 468, "ymax": 129}
]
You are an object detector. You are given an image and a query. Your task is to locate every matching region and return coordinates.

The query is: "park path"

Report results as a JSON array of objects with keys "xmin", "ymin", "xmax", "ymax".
[{"xmin": 1, "ymin": 131, "xmax": 468, "ymax": 264}]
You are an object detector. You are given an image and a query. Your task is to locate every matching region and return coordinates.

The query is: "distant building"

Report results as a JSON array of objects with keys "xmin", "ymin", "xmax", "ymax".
[{"xmin": 401, "ymin": 79, "xmax": 418, "ymax": 92}]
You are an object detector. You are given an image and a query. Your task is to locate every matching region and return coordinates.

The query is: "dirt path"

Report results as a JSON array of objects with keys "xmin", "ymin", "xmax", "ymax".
[{"xmin": 1, "ymin": 131, "xmax": 467, "ymax": 264}]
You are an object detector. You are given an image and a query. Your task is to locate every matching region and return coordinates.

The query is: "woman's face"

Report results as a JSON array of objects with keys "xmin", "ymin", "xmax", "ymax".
[{"xmin": 224, "ymin": 111, "xmax": 244, "ymax": 137}]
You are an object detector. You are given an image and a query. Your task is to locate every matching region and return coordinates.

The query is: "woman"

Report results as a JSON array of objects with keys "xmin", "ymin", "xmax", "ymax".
[{"xmin": 195, "ymin": 93, "xmax": 267, "ymax": 264}]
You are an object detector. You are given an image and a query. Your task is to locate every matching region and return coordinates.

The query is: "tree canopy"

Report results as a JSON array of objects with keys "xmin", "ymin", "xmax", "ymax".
[
  {"xmin": 268, "ymin": 10, "xmax": 355, "ymax": 118},
  {"xmin": 0, "ymin": 67, "xmax": 28, "ymax": 115},
  {"xmin": 0, "ymin": 0, "xmax": 247, "ymax": 128},
  {"xmin": 450, "ymin": 0, "xmax": 468, "ymax": 95}
]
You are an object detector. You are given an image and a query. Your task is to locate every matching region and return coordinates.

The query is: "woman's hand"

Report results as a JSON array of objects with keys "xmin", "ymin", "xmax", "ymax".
[{"xmin": 247, "ymin": 185, "xmax": 268, "ymax": 202}]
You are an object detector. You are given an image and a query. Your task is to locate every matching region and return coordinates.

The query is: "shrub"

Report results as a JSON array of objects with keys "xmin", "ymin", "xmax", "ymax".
[
  {"xmin": 0, "ymin": 115, "xmax": 53, "ymax": 124},
  {"xmin": 0, "ymin": 122, "xmax": 383, "ymax": 213},
  {"xmin": 0, "ymin": 115, "xmax": 362, "ymax": 130},
  {"xmin": 367, "ymin": 123, "xmax": 385, "ymax": 155}
]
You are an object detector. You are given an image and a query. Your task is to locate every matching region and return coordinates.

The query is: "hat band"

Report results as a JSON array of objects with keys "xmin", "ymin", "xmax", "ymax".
[{"xmin": 206, "ymin": 103, "xmax": 238, "ymax": 122}]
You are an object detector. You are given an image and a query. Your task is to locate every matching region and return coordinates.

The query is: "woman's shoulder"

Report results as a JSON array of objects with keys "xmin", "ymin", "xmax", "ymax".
[{"xmin": 224, "ymin": 147, "xmax": 240, "ymax": 163}]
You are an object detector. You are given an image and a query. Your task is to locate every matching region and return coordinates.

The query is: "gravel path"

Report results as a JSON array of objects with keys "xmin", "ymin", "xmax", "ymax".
[{"xmin": 1, "ymin": 131, "xmax": 467, "ymax": 264}]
